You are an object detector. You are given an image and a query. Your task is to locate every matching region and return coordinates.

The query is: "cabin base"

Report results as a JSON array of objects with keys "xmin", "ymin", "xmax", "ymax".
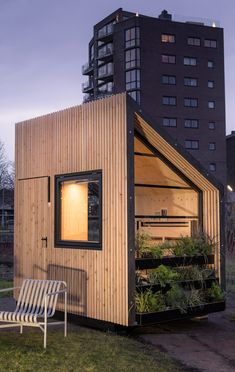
[{"xmin": 136, "ymin": 301, "xmax": 225, "ymax": 326}]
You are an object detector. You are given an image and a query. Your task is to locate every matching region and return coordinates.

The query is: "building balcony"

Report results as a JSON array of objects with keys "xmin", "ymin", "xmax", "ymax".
[
  {"xmin": 83, "ymin": 93, "xmax": 94, "ymax": 103},
  {"xmin": 97, "ymin": 25, "xmax": 114, "ymax": 40},
  {"xmin": 82, "ymin": 62, "xmax": 94, "ymax": 75},
  {"xmin": 82, "ymin": 81, "xmax": 94, "ymax": 93},
  {"xmin": 98, "ymin": 46, "xmax": 113, "ymax": 61}
]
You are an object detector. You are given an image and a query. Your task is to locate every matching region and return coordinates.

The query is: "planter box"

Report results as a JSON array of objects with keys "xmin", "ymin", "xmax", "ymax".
[
  {"xmin": 136, "ymin": 278, "xmax": 217, "ymax": 293},
  {"xmin": 135, "ymin": 255, "xmax": 214, "ymax": 270},
  {"xmin": 136, "ymin": 300, "xmax": 225, "ymax": 326}
]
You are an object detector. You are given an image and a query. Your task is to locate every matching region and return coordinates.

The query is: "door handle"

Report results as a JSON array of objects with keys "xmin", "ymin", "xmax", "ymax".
[{"xmin": 41, "ymin": 236, "xmax": 48, "ymax": 247}]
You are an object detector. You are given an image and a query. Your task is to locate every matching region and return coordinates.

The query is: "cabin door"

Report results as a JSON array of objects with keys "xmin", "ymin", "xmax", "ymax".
[{"xmin": 16, "ymin": 177, "xmax": 49, "ymax": 281}]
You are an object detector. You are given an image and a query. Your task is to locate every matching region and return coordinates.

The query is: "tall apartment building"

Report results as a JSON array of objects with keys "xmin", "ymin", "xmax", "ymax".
[{"xmin": 82, "ymin": 8, "xmax": 226, "ymax": 184}]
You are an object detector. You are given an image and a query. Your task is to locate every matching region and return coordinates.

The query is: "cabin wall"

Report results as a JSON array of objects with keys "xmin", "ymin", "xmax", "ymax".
[{"xmin": 15, "ymin": 94, "xmax": 130, "ymax": 326}]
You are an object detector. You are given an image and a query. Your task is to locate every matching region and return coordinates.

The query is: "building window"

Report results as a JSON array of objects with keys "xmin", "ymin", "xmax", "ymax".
[
  {"xmin": 208, "ymin": 101, "xmax": 215, "ymax": 109},
  {"xmin": 128, "ymin": 90, "xmax": 140, "ymax": 104},
  {"xmin": 209, "ymin": 122, "xmax": 215, "ymax": 130},
  {"xmin": 126, "ymin": 69, "xmax": 140, "ymax": 90},
  {"xmin": 163, "ymin": 118, "xmax": 177, "ymax": 127},
  {"xmin": 208, "ymin": 80, "xmax": 214, "ymax": 88},
  {"xmin": 161, "ymin": 34, "xmax": 175, "ymax": 43},
  {"xmin": 98, "ymin": 43, "xmax": 113, "ymax": 58},
  {"xmin": 90, "ymin": 44, "xmax": 94, "ymax": 60},
  {"xmin": 98, "ymin": 63, "xmax": 113, "ymax": 78},
  {"xmin": 185, "ymin": 140, "xmax": 199, "ymax": 150},
  {"xmin": 184, "ymin": 98, "xmax": 198, "ymax": 107},
  {"xmin": 187, "ymin": 37, "xmax": 201, "ymax": 46},
  {"xmin": 161, "ymin": 54, "xmax": 176, "ymax": 64},
  {"xmin": 184, "ymin": 77, "xmax": 198, "ymax": 87},
  {"xmin": 98, "ymin": 21, "xmax": 115, "ymax": 38},
  {"xmin": 204, "ymin": 39, "xmax": 217, "ymax": 48},
  {"xmin": 208, "ymin": 60, "xmax": 214, "ymax": 68},
  {"xmin": 98, "ymin": 82, "xmax": 114, "ymax": 94},
  {"xmin": 184, "ymin": 57, "xmax": 197, "ymax": 66},
  {"xmin": 209, "ymin": 163, "xmax": 216, "ymax": 171},
  {"xmin": 55, "ymin": 171, "xmax": 102, "ymax": 249},
  {"xmin": 184, "ymin": 119, "xmax": 199, "ymax": 128},
  {"xmin": 162, "ymin": 75, "xmax": 176, "ymax": 85},
  {"xmin": 162, "ymin": 96, "xmax": 176, "ymax": 106},
  {"xmin": 209, "ymin": 142, "xmax": 216, "ymax": 150},
  {"xmin": 125, "ymin": 27, "xmax": 140, "ymax": 48},
  {"xmin": 125, "ymin": 48, "xmax": 140, "ymax": 69}
]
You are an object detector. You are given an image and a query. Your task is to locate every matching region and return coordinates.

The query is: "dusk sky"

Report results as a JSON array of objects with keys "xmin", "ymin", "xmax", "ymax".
[{"xmin": 1, "ymin": 0, "xmax": 234, "ymax": 160}]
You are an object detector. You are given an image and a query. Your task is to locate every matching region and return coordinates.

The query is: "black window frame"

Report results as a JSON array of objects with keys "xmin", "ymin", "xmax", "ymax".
[
  {"xmin": 209, "ymin": 163, "xmax": 216, "ymax": 172},
  {"xmin": 161, "ymin": 33, "xmax": 176, "ymax": 43},
  {"xmin": 162, "ymin": 75, "xmax": 176, "ymax": 85},
  {"xmin": 209, "ymin": 122, "xmax": 215, "ymax": 130},
  {"xmin": 55, "ymin": 170, "xmax": 102, "ymax": 250},
  {"xmin": 162, "ymin": 96, "xmax": 177, "ymax": 106},
  {"xmin": 184, "ymin": 119, "xmax": 199, "ymax": 129},
  {"xmin": 183, "ymin": 57, "xmax": 197, "ymax": 66},
  {"xmin": 125, "ymin": 27, "xmax": 140, "ymax": 49},
  {"xmin": 208, "ymin": 101, "xmax": 215, "ymax": 109},
  {"xmin": 204, "ymin": 39, "xmax": 217, "ymax": 48},
  {"xmin": 184, "ymin": 98, "xmax": 198, "ymax": 108},
  {"xmin": 163, "ymin": 117, "xmax": 177, "ymax": 127},
  {"xmin": 185, "ymin": 140, "xmax": 199, "ymax": 150},
  {"xmin": 209, "ymin": 142, "xmax": 216, "ymax": 151},
  {"xmin": 125, "ymin": 48, "xmax": 140, "ymax": 69},
  {"xmin": 187, "ymin": 37, "xmax": 201, "ymax": 46},
  {"xmin": 161, "ymin": 54, "xmax": 176, "ymax": 64},
  {"xmin": 184, "ymin": 77, "xmax": 198, "ymax": 87},
  {"xmin": 126, "ymin": 69, "xmax": 141, "ymax": 90},
  {"xmin": 208, "ymin": 80, "xmax": 214, "ymax": 88}
]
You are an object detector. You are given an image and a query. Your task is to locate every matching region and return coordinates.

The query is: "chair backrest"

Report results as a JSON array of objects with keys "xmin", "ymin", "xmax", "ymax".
[{"xmin": 16, "ymin": 279, "xmax": 66, "ymax": 317}]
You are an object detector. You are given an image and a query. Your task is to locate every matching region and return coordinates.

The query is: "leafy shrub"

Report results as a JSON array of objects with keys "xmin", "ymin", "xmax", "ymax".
[
  {"xmin": 135, "ymin": 289, "xmax": 166, "ymax": 313},
  {"xmin": 165, "ymin": 285, "xmax": 187, "ymax": 313},
  {"xmin": 149, "ymin": 265, "xmax": 180, "ymax": 287},
  {"xmin": 135, "ymin": 232, "xmax": 152, "ymax": 257},
  {"xmin": 207, "ymin": 283, "xmax": 224, "ymax": 301},
  {"xmin": 186, "ymin": 288, "xmax": 204, "ymax": 308}
]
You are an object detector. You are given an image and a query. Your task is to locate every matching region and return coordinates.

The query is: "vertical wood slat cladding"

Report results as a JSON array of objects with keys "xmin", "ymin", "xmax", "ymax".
[
  {"xmin": 15, "ymin": 94, "xmax": 129, "ymax": 326},
  {"xmin": 135, "ymin": 114, "xmax": 221, "ymax": 281}
]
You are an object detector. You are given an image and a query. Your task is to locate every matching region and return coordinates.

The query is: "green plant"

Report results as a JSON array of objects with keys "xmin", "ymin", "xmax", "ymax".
[
  {"xmin": 135, "ymin": 232, "xmax": 152, "ymax": 257},
  {"xmin": 170, "ymin": 234, "xmax": 215, "ymax": 258},
  {"xmin": 149, "ymin": 265, "xmax": 180, "ymax": 287},
  {"xmin": 166, "ymin": 284, "xmax": 187, "ymax": 313},
  {"xmin": 207, "ymin": 283, "xmax": 224, "ymax": 301},
  {"xmin": 186, "ymin": 288, "xmax": 204, "ymax": 308},
  {"xmin": 135, "ymin": 289, "xmax": 166, "ymax": 313}
]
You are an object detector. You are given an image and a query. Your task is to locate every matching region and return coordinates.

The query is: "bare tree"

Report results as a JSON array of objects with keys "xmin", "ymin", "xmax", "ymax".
[{"xmin": 0, "ymin": 139, "xmax": 14, "ymax": 230}]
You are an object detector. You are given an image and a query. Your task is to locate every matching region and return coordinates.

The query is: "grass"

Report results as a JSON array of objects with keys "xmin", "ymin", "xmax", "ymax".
[
  {"xmin": 0, "ymin": 329, "xmax": 182, "ymax": 372},
  {"xmin": 0, "ymin": 280, "xmax": 13, "ymax": 298}
]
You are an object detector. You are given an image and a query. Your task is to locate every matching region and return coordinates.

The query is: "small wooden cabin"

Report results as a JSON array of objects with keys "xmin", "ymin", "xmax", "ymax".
[{"xmin": 15, "ymin": 93, "xmax": 225, "ymax": 327}]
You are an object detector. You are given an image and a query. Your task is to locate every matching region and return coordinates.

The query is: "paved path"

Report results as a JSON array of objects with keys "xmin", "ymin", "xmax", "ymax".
[{"xmin": 135, "ymin": 294, "xmax": 235, "ymax": 372}]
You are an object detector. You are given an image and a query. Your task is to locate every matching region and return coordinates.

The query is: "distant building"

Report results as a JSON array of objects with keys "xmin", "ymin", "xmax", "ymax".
[
  {"xmin": 82, "ymin": 8, "xmax": 226, "ymax": 185},
  {"xmin": 227, "ymin": 131, "xmax": 235, "ymax": 192}
]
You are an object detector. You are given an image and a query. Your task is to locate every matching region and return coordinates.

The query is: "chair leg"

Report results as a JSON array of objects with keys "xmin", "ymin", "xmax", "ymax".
[
  {"xmin": 20, "ymin": 325, "xmax": 23, "ymax": 334},
  {"xmin": 44, "ymin": 324, "xmax": 47, "ymax": 349},
  {"xmin": 64, "ymin": 291, "xmax": 67, "ymax": 337}
]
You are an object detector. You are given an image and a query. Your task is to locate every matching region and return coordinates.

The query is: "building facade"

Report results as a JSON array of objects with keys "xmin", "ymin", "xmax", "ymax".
[
  {"xmin": 82, "ymin": 8, "xmax": 226, "ymax": 184},
  {"xmin": 226, "ymin": 131, "xmax": 235, "ymax": 191}
]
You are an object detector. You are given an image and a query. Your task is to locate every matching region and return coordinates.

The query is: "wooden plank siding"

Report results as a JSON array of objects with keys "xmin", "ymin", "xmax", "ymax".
[
  {"xmin": 135, "ymin": 114, "xmax": 222, "ymax": 282},
  {"xmin": 15, "ymin": 94, "xmax": 130, "ymax": 326}
]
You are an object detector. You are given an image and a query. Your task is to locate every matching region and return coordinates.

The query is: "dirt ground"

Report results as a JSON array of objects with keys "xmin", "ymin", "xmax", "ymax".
[{"xmin": 134, "ymin": 294, "xmax": 235, "ymax": 372}]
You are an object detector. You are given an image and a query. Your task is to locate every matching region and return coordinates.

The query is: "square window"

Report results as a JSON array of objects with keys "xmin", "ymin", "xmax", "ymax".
[
  {"xmin": 208, "ymin": 81, "xmax": 214, "ymax": 88},
  {"xmin": 184, "ymin": 77, "xmax": 198, "ymax": 87},
  {"xmin": 184, "ymin": 57, "xmax": 197, "ymax": 66},
  {"xmin": 209, "ymin": 163, "xmax": 216, "ymax": 171},
  {"xmin": 184, "ymin": 98, "xmax": 198, "ymax": 107},
  {"xmin": 208, "ymin": 101, "xmax": 215, "ymax": 109},
  {"xmin": 162, "ymin": 96, "xmax": 176, "ymax": 106},
  {"xmin": 209, "ymin": 122, "xmax": 215, "ymax": 130},
  {"xmin": 161, "ymin": 54, "xmax": 176, "ymax": 64},
  {"xmin": 55, "ymin": 171, "xmax": 102, "ymax": 249},
  {"xmin": 209, "ymin": 142, "xmax": 216, "ymax": 150},
  {"xmin": 208, "ymin": 60, "xmax": 214, "ymax": 68},
  {"xmin": 204, "ymin": 39, "xmax": 217, "ymax": 48}
]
